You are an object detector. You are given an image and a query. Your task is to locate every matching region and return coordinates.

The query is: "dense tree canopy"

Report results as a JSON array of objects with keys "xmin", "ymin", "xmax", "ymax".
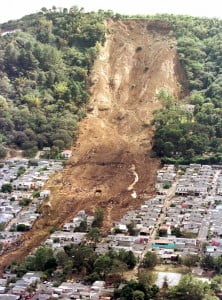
[
  {"xmin": 1, "ymin": 11, "xmax": 222, "ymax": 162},
  {"xmin": 0, "ymin": 7, "xmax": 106, "ymax": 157},
  {"xmin": 166, "ymin": 274, "xmax": 217, "ymax": 300},
  {"xmin": 150, "ymin": 15, "xmax": 222, "ymax": 163}
]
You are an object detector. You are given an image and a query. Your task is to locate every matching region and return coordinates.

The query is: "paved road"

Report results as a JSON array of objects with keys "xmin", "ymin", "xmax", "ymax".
[
  {"xmin": 197, "ymin": 170, "xmax": 220, "ymax": 242},
  {"xmin": 4, "ymin": 207, "xmax": 26, "ymax": 232},
  {"xmin": 139, "ymin": 176, "xmax": 179, "ymax": 262}
]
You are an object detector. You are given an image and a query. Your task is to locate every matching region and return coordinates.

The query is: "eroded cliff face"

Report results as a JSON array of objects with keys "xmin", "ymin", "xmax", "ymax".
[{"xmin": 0, "ymin": 19, "xmax": 187, "ymax": 269}]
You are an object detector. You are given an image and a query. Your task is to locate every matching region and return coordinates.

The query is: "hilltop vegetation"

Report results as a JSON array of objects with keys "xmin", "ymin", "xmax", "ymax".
[
  {"xmin": 0, "ymin": 7, "xmax": 106, "ymax": 157},
  {"xmin": 151, "ymin": 15, "xmax": 222, "ymax": 164},
  {"xmin": 1, "ymin": 10, "xmax": 222, "ymax": 163}
]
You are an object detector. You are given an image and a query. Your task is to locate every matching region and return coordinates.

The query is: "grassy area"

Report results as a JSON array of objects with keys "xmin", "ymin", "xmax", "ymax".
[
  {"xmin": 154, "ymin": 264, "xmax": 190, "ymax": 274},
  {"xmin": 123, "ymin": 264, "xmax": 190, "ymax": 282}
]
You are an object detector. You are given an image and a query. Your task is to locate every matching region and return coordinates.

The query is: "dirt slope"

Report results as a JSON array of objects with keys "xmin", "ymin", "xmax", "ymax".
[{"xmin": 0, "ymin": 19, "xmax": 187, "ymax": 270}]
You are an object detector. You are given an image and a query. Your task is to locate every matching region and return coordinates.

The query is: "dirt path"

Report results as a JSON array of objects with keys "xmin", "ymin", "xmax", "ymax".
[
  {"xmin": 0, "ymin": 19, "xmax": 187, "ymax": 271},
  {"xmin": 0, "ymin": 148, "xmax": 23, "ymax": 161},
  {"xmin": 128, "ymin": 165, "xmax": 139, "ymax": 191},
  {"xmin": 127, "ymin": 164, "xmax": 139, "ymax": 199}
]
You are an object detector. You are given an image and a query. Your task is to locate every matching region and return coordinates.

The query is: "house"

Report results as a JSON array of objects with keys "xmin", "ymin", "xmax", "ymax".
[
  {"xmin": 61, "ymin": 150, "xmax": 72, "ymax": 159},
  {"xmin": 0, "ymin": 287, "xmax": 6, "ymax": 294},
  {"xmin": 152, "ymin": 239, "xmax": 176, "ymax": 249},
  {"xmin": 42, "ymin": 147, "xmax": 51, "ymax": 152},
  {"xmin": 22, "ymin": 271, "xmax": 42, "ymax": 284},
  {"xmin": 63, "ymin": 222, "xmax": 75, "ymax": 232},
  {"xmin": 13, "ymin": 180, "xmax": 34, "ymax": 190},
  {"xmin": 159, "ymin": 225, "xmax": 171, "ymax": 235},
  {"xmin": 11, "ymin": 279, "xmax": 29, "ymax": 294},
  {"xmin": 0, "ymin": 296, "xmax": 20, "ymax": 300},
  {"xmin": 50, "ymin": 232, "xmax": 86, "ymax": 245},
  {"xmin": 116, "ymin": 224, "xmax": 128, "ymax": 233},
  {"xmin": 156, "ymin": 249, "xmax": 178, "ymax": 264},
  {"xmin": 206, "ymin": 246, "xmax": 217, "ymax": 253},
  {"xmin": 40, "ymin": 190, "xmax": 51, "ymax": 199},
  {"xmin": 92, "ymin": 281, "xmax": 105, "ymax": 290},
  {"xmin": 139, "ymin": 227, "xmax": 150, "ymax": 236}
]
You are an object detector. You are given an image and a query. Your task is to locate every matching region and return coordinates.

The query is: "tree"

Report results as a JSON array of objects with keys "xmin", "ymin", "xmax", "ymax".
[
  {"xmin": 116, "ymin": 249, "xmax": 137, "ymax": 269},
  {"xmin": 0, "ymin": 145, "xmax": 6, "ymax": 158},
  {"xmin": 110, "ymin": 259, "xmax": 128, "ymax": 278},
  {"xmin": 85, "ymin": 272, "xmax": 101, "ymax": 283},
  {"xmin": 123, "ymin": 250, "xmax": 137, "ymax": 269},
  {"xmin": 163, "ymin": 276, "xmax": 169, "ymax": 289},
  {"xmin": 158, "ymin": 228, "xmax": 168, "ymax": 237},
  {"xmin": 119, "ymin": 281, "xmax": 141, "ymax": 300},
  {"xmin": 0, "ymin": 10, "xmax": 105, "ymax": 155},
  {"xmin": 201, "ymin": 255, "xmax": 216, "ymax": 270},
  {"xmin": 17, "ymin": 166, "xmax": 26, "ymax": 178},
  {"xmin": 94, "ymin": 255, "xmax": 112, "ymax": 279},
  {"xmin": 75, "ymin": 219, "xmax": 87, "ymax": 232},
  {"xmin": 171, "ymin": 227, "xmax": 182, "ymax": 237},
  {"xmin": 1, "ymin": 183, "xmax": 13, "ymax": 193},
  {"xmin": 137, "ymin": 271, "xmax": 156, "ymax": 288},
  {"xmin": 55, "ymin": 250, "xmax": 70, "ymax": 267},
  {"xmin": 203, "ymin": 295, "xmax": 220, "ymax": 300},
  {"xmin": 127, "ymin": 222, "xmax": 139, "ymax": 236},
  {"xmin": 215, "ymin": 255, "xmax": 222, "ymax": 274},
  {"xmin": 19, "ymin": 198, "xmax": 31, "ymax": 206},
  {"xmin": 33, "ymin": 246, "xmax": 57, "ymax": 272},
  {"xmin": 133, "ymin": 290, "xmax": 145, "ymax": 300},
  {"xmin": 63, "ymin": 260, "xmax": 73, "ymax": 276},
  {"xmin": 164, "ymin": 142, "xmax": 174, "ymax": 156},
  {"xmin": 142, "ymin": 251, "xmax": 158, "ymax": 269},
  {"xmin": 0, "ymin": 223, "xmax": 5, "ymax": 231},
  {"xmin": 16, "ymin": 224, "xmax": 30, "ymax": 232},
  {"xmin": 64, "ymin": 244, "xmax": 97, "ymax": 273},
  {"xmin": 118, "ymin": 280, "xmax": 159, "ymax": 300},
  {"xmin": 182, "ymin": 254, "xmax": 200, "ymax": 268},
  {"xmin": 167, "ymin": 274, "xmax": 212, "ymax": 300},
  {"xmin": 54, "ymin": 81, "xmax": 68, "ymax": 96},
  {"xmin": 163, "ymin": 182, "xmax": 171, "ymax": 189},
  {"xmin": 86, "ymin": 227, "xmax": 101, "ymax": 244},
  {"xmin": 211, "ymin": 275, "xmax": 222, "ymax": 294},
  {"xmin": 92, "ymin": 206, "xmax": 104, "ymax": 228}
]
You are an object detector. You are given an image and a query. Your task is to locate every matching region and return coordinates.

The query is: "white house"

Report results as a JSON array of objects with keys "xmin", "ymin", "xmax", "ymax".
[
  {"xmin": 40, "ymin": 190, "xmax": 51, "ymax": 199},
  {"xmin": 61, "ymin": 150, "xmax": 72, "ymax": 159}
]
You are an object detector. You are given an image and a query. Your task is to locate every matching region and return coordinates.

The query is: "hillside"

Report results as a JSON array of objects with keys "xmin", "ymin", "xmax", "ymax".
[
  {"xmin": 0, "ymin": 8, "xmax": 105, "ymax": 158},
  {"xmin": 0, "ymin": 19, "xmax": 186, "ymax": 270},
  {"xmin": 151, "ymin": 15, "xmax": 222, "ymax": 164}
]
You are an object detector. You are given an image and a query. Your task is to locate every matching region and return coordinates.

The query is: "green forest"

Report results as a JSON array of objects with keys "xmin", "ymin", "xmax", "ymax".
[
  {"xmin": 1, "ymin": 9, "xmax": 222, "ymax": 163},
  {"xmin": 150, "ymin": 15, "xmax": 222, "ymax": 164},
  {"xmin": 0, "ymin": 7, "xmax": 106, "ymax": 158}
]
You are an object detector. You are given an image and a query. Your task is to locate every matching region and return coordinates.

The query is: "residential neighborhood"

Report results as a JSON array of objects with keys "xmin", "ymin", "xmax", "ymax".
[
  {"xmin": 2, "ymin": 163, "xmax": 222, "ymax": 298},
  {"xmin": 0, "ymin": 159, "xmax": 63, "ymax": 254}
]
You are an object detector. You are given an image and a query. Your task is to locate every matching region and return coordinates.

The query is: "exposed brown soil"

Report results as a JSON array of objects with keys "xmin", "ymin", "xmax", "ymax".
[
  {"xmin": 0, "ymin": 19, "xmax": 187, "ymax": 271},
  {"xmin": 0, "ymin": 148, "xmax": 23, "ymax": 161}
]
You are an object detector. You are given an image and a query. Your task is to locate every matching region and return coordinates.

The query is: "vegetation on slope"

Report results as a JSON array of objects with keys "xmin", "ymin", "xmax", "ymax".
[
  {"xmin": 0, "ymin": 7, "xmax": 106, "ymax": 157},
  {"xmin": 1, "ymin": 9, "xmax": 222, "ymax": 163},
  {"xmin": 150, "ymin": 15, "xmax": 222, "ymax": 164}
]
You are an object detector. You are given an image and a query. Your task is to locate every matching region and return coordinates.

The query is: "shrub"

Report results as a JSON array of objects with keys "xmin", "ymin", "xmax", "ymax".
[
  {"xmin": 19, "ymin": 198, "xmax": 32, "ymax": 206},
  {"xmin": 16, "ymin": 224, "xmax": 30, "ymax": 231},
  {"xmin": 136, "ymin": 46, "xmax": 142, "ymax": 51},
  {"xmin": 163, "ymin": 182, "xmax": 171, "ymax": 189},
  {"xmin": 142, "ymin": 251, "xmax": 158, "ymax": 269},
  {"xmin": 1, "ymin": 183, "xmax": 13, "ymax": 193}
]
